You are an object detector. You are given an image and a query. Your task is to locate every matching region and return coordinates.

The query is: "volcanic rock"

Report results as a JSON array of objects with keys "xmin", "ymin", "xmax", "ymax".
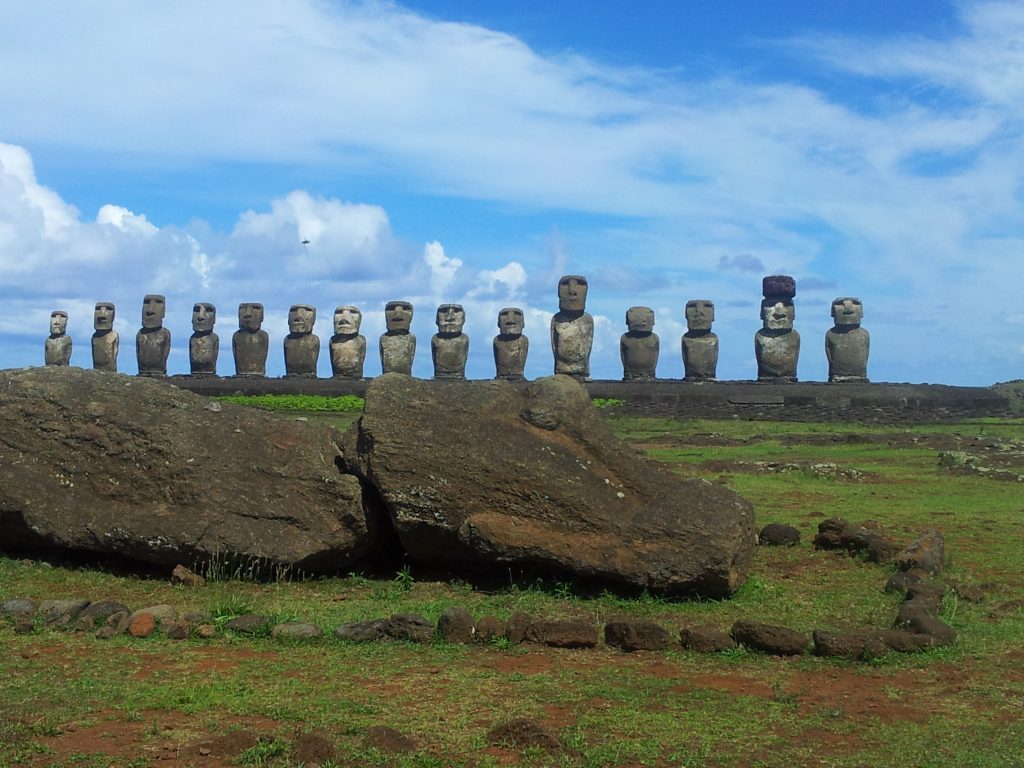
[
  {"xmin": 342, "ymin": 374, "xmax": 756, "ymax": 596},
  {"xmin": 0, "ymin": 367, "xmax": 375, "ymax": 573}
]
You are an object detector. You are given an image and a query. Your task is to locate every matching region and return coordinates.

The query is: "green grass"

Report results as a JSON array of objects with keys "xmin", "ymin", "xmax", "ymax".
[
  {"xmin": 214, "ymin": 394, "xmax": 365, "ymax": 412},
  {"xmin": 2, "ymin": 415, "xmax": 1023, "ymax": 767}
]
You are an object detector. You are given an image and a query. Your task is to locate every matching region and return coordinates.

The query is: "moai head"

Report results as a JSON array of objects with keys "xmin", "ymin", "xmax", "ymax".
[
  {"xmin": 94, "ymin": 302, "xmax": 115, "ymax": 332},
  {"xmin": 385, "ymin": 300, "xmax": 414, "ymax": 332},
  {"xmin": 49, "ymin": 311, "xmax": 68, "ymax": 336},
  {"xmin": 831, "ymin": 297, "xmax": 864, "ymax": 327},
  {"xmin": 238, "ymin": 302, "xmax": 264, "ymax": 332},
  {"xmin": 685, "ymin": 300, "xmax": 715, "ymax": 331},
  {"xmin": 141, "ymin": 294, "xmax": 166, "ymax": 329},
  {"xmin": 626, "ymin": 306, "xmax": 655, "ymax": 334},
  {"xmin": 192, "ymin": 302, "xmax": 216, "ymax": 333},
  {"xmin": 497, "ymin": 307, "xmax": 525, "ymax": 337},
  {"xmin": 557, "ymin": 274, "xmax": 588, "ymax": 313},
  {"xmin": 334, "ymin": 305, "xmax": 362, "ymax": 335},
  {"xmin": 288, "ymin": 304, "xmax": 316, "ymax": 334},
  {"xmin": 761, "ymin": 299, "xmax": 795, "ymax": 331},
  {"xmin": 435, "ymin": 304, "xmax": 465, "ymax": 335}
]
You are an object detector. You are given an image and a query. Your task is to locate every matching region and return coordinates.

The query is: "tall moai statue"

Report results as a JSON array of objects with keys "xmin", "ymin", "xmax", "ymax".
[
  {"xmin": 136, "ymin": 294, "xmax": 171, "ymax": 377},
  {"xmin": 432, "ymin": 304, "xmax": 469, "ymax": 380},
  {"xmin": 754, "ymin": 275, "xmax": 799, "ymax": 382},
  {"xmin": 550, "ymin": 274, "xmax": 593, "ymax": 381},
  {"xmin": 233, "ymin": 302, "xmax": 269, "ymax": 378},
  {"xmin": 826, "ymin": 297, "xmax": 869, "ymax": 383},
  {"xmin": 682, "ymin": 299, "xmax": 718, "ymax": 381},
  {"xmin": 189, "ymin": 302, "xmax": 219, "ymax": 377},
  {"xmin": 620, "ymin": 306, "xmax": 659, "ymax": 381},
  {"xmin": 91, "ymin": 301, "xmax": 119, "ymax": 372},
  {"xmin": 493, "ymin": 307, "xmax": 528, "ymax": 381},
  {"xmin": 380, "ymin": 300, "xmax": 416, "ymax": 375},
  {"xmin": 330, "ymin": 305, "xmax": 367, "ymax": 379},
  {"xmin": 283, "ymin": 304, "xmax": 319, "ymax": 378},
  {"xmin": 44, "ymin": 311, "xmax": 72, "ymax": 366}
]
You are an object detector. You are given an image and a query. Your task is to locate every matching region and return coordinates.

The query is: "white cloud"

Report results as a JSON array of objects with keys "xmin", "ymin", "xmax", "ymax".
[
  {"xmin": 96, "ymin": 204, "xmax": 158, "ymax": 237},
  {"xmin": 422, "ymin": 241, "xmax": 463, "ymax": 297}
]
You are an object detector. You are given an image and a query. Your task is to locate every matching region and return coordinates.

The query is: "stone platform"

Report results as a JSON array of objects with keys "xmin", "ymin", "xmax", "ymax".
[{"xmin": 169, "ymin": 376, "xmax": 1010, "ymax": 423}]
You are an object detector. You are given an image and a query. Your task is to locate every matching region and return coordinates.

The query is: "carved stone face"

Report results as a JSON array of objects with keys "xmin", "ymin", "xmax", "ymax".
[
  {"xmin": 192, "ymin": 302, "xmax": 216, "ymax": 333},
  {"xmin": 435, "ymin": 304, "xmax": 465, "ymax": 335},
  {"xmin": 142, "ymin": 295, "xmax": 166, "ymax": 329},
  {"xmin": 385, "ymin": 300, "xmax": 413, "ymax": 332},
  {"xmin": 558, "ymin": 275, "xmax": 588, "ymax": 312},
  {"xmin": 626, "ymin": 306, "xmax": 654, "ymax": 333},
  {"xmin": 288, "ymin": 304, "xmax": 316, "ymax": 334},
  {"xmin": 334, "ymin": 305, "xmax": 362, "ymax": 335},
  {"xmin": 50, "ymin": 311, "xmax": 68, "ymax": 335},
  {"xmin": 831, "ymin": 297, "xmax": 863, "ymax": 326},
  {"xmin": 685, "ymin": 300, "xmax": 715, "ymax": 331},
  {"xmin": 94, "ymin": 302, "xmax": 115, "ymax": 331},
  {"xmin": 498, "ymin": 307, "xmax": 525, "ymax": 336},
  {"xmin": 238, "ymin": 302, "xmax": 264, "ymax": 331},
  {"xmin": 761, "ymin": 299, "xmax": 795, "ymax": 331}
]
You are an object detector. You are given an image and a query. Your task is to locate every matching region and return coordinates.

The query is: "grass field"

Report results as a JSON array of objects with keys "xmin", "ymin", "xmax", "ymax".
[{"xmin": 1, "ymin": 408, "xmax": 1022, "ymax": 767}]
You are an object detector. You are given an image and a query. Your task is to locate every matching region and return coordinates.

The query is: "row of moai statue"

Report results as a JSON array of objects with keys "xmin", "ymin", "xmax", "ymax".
[{"xmin": 43, "ymin": 275, "xmax": 869, "ymax": 382}]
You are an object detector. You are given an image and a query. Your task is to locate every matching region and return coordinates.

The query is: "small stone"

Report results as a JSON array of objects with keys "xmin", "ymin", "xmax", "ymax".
[
  {"xmin": 334, "ymin": 619, "xmax": 388, "ymax": 642},
  {"xmin": 385, "ymin": 613, "xmax": 434, "ymax": 643},
  {"xmin": 129, "ymin": 612, "xmax": 156, "ymax": 638},
  {"xmin": 952, "ymin": 583, "xmax": 985, "ymax": 603},
  {"xmin": 731, "ymin": 620, "xmax": 807, "ymax": 656},
  {"xmin": 604, "ymin": 619, "xmax": 671, "ymax": 651},
  {"xmin": 758, "ymin": 523, "xmax": 801, "ymax": 547},
  {"xmin": 525, "ymin": 618, "xmax": 598, "ymax": 649},
  {"xmin": 164, "ymin": 620, "xmax": 190, "ymax": 640},
  {"xmin": 474, "ymin": 615, "xmax": 502, "ymax": 643},
  {"xmin": 884, "ymin": 569, "xmax": 929, "ymax": 594},
  {"xmin": 680, "ymin": 625, "xmax": 736, "ymax": 653},
  {"xmin": 270, "ymin": 622, "xmax": 323, "ymax": 640},
  {"xmin": 1, "ymin": 598, "xmax": 38, "ymax": 619},
  {"xmin": 73, "ymin": 615, "xmax": 97, "ymax": 632},
  {"xmin": 95, "ymin": 625, "xmax": 119, "ymax": 640},
  {"xmin": 894, "ymin": 529, "xmax": 945, "ymax": 575},
  {"xmin": 224, "ymin": 614, "xmax": 271, "ymax": 635},
  {"xmin": 903, "ymin": 615, "xmax": 957, "ymax": 644},
  {"xmin": 79, "ymin": 600, "xmax": 132, "ymax": 622},
  {"xmin": 171, "ymin": 564, "xmax": 206, "ymax": 588},
  {"xmin": 196, "ymin": 624, "xmax": 217, "ymax": 639},
  {"xmin": 130, "ymin": 605, "xmax": 179, "ymax": 630},
  {"xmin": 437, "ymin": 607, "xmax": 475, "ymax": 644},
  {"xmin": 14, "ymin": 618, "xmax": 34, "ymax": 635},
  {"xmin": 39, "ymin": 599, "xmax": 91, "ymax": 629},
  {"xmin": 812, "ymin": 630, "xmax": 888, "ymax": 660},
  {"xmin": 504, "ymin": 611, "xmax": 532, "ymax": 645}
]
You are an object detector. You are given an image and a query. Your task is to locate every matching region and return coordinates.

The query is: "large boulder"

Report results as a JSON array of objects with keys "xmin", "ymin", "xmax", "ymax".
[
  {"xmin": 342, "ymin": 374, "xmax": 756, "ymax": 596},
  {"xmin": 0, "ymin": 367, "xmax": 375, "ymax": 572}
]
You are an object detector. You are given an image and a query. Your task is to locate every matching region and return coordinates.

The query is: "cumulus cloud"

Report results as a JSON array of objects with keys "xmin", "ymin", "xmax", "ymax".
[
  {"xmin": 422, "ymin": 241, "xmax": 463, "ymax": 297},
  {"xmin": 718, "ymin": 254, "xmax": 765, "ymax": 273}
]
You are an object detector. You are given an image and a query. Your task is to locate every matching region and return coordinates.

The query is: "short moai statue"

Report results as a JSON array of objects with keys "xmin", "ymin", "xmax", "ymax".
[
  {"xmin": 681, "ymin": 299, "xmax": 718, "ymax": 381},
  {"xmin": 330, "ymin": 305, "xmax": 367, "ymax": 379},
  {"xmin": 233, "ymin": 302, "xmax": 269, "ymax": 378},
  {"xmin": 136, "ymin": 294, "xmax": 171, "ymax": 377},
  {"xmin": 379, "ymin": 300, "xmax": 416, "ymax": 375},
  {"xmin": 283, "ymin": 304, "xmax": 319, "ymax": 378},
  {"xmin": 189, "ymin": 302, "xmax": 219, "ymax": 377},
  {"xmin": 826, "ymin": 297, "xmax": 869, "ymax": 383},
  {"xmin": 620, "ymin": 306, "xmax": 659, "ymax": 381},
  {"xmin": 754, "ymin": 275, "xmax": 799, "ymax": 382},
  {"xmin": 44, "ymin": 311, "xmax": 72, "ymax": 366},
  {"xmin": 550, "ymin": 274, "xmax": 593, "ymax": 381},
  {"xmin": 91, "ymin": 301, "xmax": 119, "ymax": 372},
  {"xmin": 493, "ymin": 307, "xmax": 529, "ymax": 381},
  {"xmin": 432, "ymin": 304, "xmax": 469, "ymax": 380}
]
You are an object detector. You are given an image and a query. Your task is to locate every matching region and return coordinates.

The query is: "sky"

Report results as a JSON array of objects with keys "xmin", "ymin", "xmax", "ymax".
[{"xmin": 2, "ymin": 0, "xmax": 1023, "ymax": 385}]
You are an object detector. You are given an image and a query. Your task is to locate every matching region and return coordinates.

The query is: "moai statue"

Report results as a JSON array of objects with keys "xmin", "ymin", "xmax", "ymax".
[
  {"xmin": 682, "ymin": 299, "xmax": 718, "ymax": 381},
  {"xmin": 284, "ymin": 304, "xmax": 319, "ymax": 378},
  {"xmin": 432, "ymin": 304, "xmax": 469, "ymax": 380},
  {"xmin": 44, "ymin": 311, "xmax": 72, "ymax": 366},
  {"xmin": 493, "ymin": 307, "xmax": 529, "ymax": 381},
  {"xmin": 330, "ymin": 305, "xmax": 366, "ymax": 379},
  {"xmin": 233, "ymin": 302, "xmax": 269, "ymax": 378},
  {"xmin": 189, "ymin": 302, "xmax": 219, "ymax": 377},
  {"xmin": 379, "ymin": 300, "xmax": 416, "ymax": 375},
  {"xmin": 754, "ymin": 275, "xmax": 799, "ymax": 382},
  {"xmin": 826, "ymin": 297, "xmax": 869, "ymax": 383},
  {"xmin": 620, "ymin": 306, "xmax": 659, "ymax": 381},
  {"xmin": 136, "ymin": 294, "xmax": 171, "ymax": 377},
  {"xmin": 91, "ymin": 301, "xmax": 119, "ymax": 372},
  {"xmin": 550, "ymin": 274, "xmax": 593, "ymax": 380}
]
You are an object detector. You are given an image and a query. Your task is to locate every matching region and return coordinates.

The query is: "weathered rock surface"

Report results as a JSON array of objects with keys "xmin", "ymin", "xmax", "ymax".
[
  {"xmin": 342, "ymin": 374, "xmax": 756, "ymax": 596},
  {"xmin": 0, "ymin": 366, "xmax": 375, "ymax": 573},
  {"xmin": 680, "ymin": 625, "xmax": 736, "ymax": 653},
  {"xmin": 604, "ymin": 618, "xmax": 671, "ymax": 651},
  {"xmin": 731, "ymin": 620, "xmax": 808, "ymax": 656}
]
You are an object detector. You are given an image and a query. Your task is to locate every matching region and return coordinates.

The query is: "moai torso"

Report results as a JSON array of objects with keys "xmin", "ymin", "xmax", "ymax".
[
  {"xmin": 137, "ymin": 294, "xmax": 170, "ymax": 377},
  {"xmin": 330, "ymin": 306, "xmax": 366, "ymax": 378},
  {"xmin": 432, "ymin": 304, "xmax": 469, "ymax": 380},
  {"xmin": 189, "ymin": 302, "xmax": 219, "ymax": 376},
  {"xmin": 755, "ymin": 276, "xmax": 799, "ymax": 382},
  {"xmin": 826, "ymin": 297, "xmax": 869, "ymax": 383},
  {"xmin": 284, "ymin": 304, "xmax": 319, "ymax": 378},
  {"xmin": 233, "ymin": 303, "xmax": 269, "ymax": 377},
  {"xmin": 682, "ymin": 299, "xmax": 718, "ymax": 381},
  {"xmin": 620, "ymin": 306, "xmax": 658, "ymax": 381},
  {"xmin": 92, "ymin": 331, "xmax": 119, "ymax": 372},
  {"xmin": 44, "ymin": 311, "xmax": 72, "ymax": 366},
  {"xmin": 550, "ymin": 275, "xmax": 593, "ymax": 380}
]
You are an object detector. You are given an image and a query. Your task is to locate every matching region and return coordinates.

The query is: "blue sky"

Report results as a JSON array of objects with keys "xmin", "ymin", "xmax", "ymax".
[{"xmin": 2, "ymin": 0, "xmax": 1022, "ymax": 384}]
